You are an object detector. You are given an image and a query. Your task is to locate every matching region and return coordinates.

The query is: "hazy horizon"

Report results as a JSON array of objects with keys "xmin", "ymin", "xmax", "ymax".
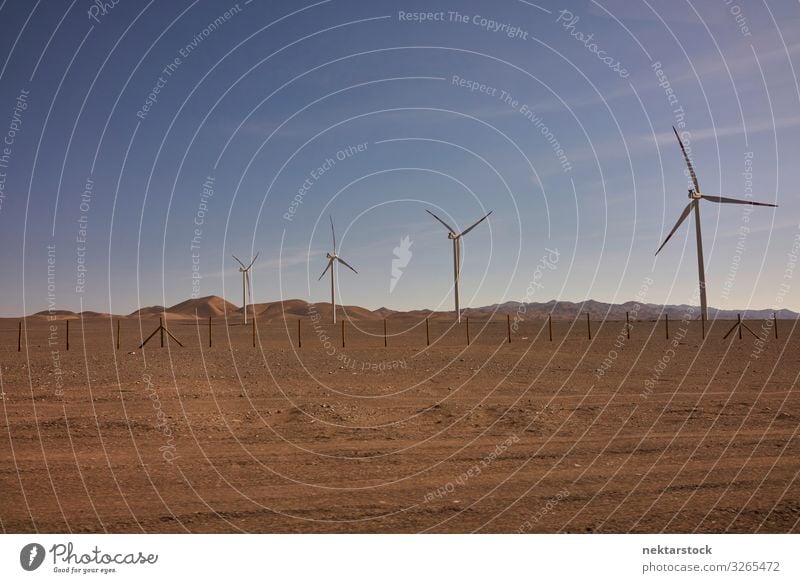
[{"xmin": 16, "ymin": 292, "xmax": 799, "ymax": 319}]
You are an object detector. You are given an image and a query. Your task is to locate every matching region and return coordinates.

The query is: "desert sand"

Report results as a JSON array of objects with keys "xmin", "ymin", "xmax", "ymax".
[{"xmin": 1, "ymin": 304, "xmax": 798, "ymax": 533}]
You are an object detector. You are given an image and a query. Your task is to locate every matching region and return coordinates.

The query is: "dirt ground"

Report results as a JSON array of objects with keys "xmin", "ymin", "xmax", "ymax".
[{"xmin": 1, "ymin": 315, "xmax": 798, "ymax": 533}]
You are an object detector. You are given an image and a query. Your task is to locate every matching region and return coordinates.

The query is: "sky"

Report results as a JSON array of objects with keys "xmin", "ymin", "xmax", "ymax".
[{"xmin": 0, "ymin": 0, "xmax": 798, "ymax": 316}]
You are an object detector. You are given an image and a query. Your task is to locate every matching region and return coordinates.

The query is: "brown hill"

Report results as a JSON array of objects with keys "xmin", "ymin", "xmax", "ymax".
[
  {"xmin": 128, "ymin": 305, "xmax": 167, "ymax": 318},
  {"xmin": 168, "ymin": 295, "xmax": 238, "ymax": 318},
  {"xmin": 235, "ymin": 300, "xmax": 382, "ymax": 322},
  {"xmin": 30, "ymin": 310, "xmax": 78, "ymax": 319},
  {"xmin": 78, "ymin": 311, "xmax": 112, "ymax": 319},
  {"xmin": 246, "ymin": 299, "xmax": 310, "ymax": 320}
]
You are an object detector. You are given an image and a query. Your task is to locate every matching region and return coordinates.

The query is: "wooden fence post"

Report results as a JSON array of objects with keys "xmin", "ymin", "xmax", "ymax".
[
  {"xmin": 738, "ymin": 313, "xmax": 743, "ymax": 340},
  {"xmin": 586, "ymin": 313, "xmax": 591, "ymax": 340},
  {"xmin": 425, "ymin": 317, "xmax": 430, "ymax": 346},
  {"xmin": 18, "ymin": 321, "xmax": 22, "ymax": 352},
  {"xmin": 341, "ymin": 320, "xmax": 346, "ymax": 348},
  {"xmin": 383, "ymin": 319, "xmax": 388, "ymax": 348},
  {"xmin": 665, "ymin": 314, "xmax": 669, "ymax": 340},
  {"xmin": 116, "ymin": 319, "xmax": 120, "ymax": 350},
  {"xmin": 466, "ymin": 317, "xmax": 470, "ymax": 345},
  {"xmin": 252, "ymin": 318, "xmax": 256, "ymax": 347},
  {"xmin": 66, "ymin": 320, "xmax": 69, "ymax": 351},
  {"xmin": 774, "ymin": 313, "xmax": 778, "ymax": 339},
  {"xmin": 626, "ymin": 311, "xmax": 630, "ymax": 340},
  {"xmin": 507, "ymin": 314, "xmax": 511, "ymax": 343},
  {"xmin": 548, "ymin": 314, "xmax": 553, "ymax": 342},
  {"xmin": 298, "ymin": 319, "xmax": 302, "ymax": 348},
  {"xmin": 160, "ymin": 317, "xmax": 164, "ymax": 348},
  {"xmin": 208, "ymin": 316, "xmax": 212, "ymax": 348}
]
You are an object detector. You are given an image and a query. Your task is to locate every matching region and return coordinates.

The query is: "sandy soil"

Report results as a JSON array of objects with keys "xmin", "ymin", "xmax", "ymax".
[{"xmin": 1, "ymin": 315, "xmax": 798, "ymax": 533}]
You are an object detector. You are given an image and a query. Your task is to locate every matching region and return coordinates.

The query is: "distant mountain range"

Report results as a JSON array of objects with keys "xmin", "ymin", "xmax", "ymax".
[{"xmin": 23, "ymin": 295, "xmax": 799, "ymax": 321}]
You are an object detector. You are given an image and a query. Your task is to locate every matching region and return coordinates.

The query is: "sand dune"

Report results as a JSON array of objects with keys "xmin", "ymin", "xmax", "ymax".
[{"xmin": 168, "ymin": 295, "xmax": 238, "ymax": 318}]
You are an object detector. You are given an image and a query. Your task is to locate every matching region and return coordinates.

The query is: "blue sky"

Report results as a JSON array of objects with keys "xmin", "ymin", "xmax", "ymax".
[{"xmin": 0, "ymin": 0, "xmax": 798, "ymax": 316}]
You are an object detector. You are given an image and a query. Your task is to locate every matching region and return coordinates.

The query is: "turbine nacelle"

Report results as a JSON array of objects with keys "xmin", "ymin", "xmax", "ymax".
[{"xmin": 689, "ymin": 189, "xmax": 701, "ymax": 199}]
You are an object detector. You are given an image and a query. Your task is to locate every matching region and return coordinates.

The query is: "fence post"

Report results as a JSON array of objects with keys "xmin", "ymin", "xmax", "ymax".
[
  {"xmin": 66, "ymin": 320, "xmax": 70, "ymax": 351},
  {"xmin": 774, "ymin": 313, "xmax": 778, "ymax": 339},
  {"xmin": 341, "ymin": 320, "xmax": 346, "ymax": 348},
  {"xmin": 384, "ymin": 319, "xmax": 387, "ymax": 348},
  {"xmin": 252, "ymin": 318, "xmax": 256, "ymax": 347},
  {"xmin": 425, "ymin": 317, "xmax": 430, "ymax": 346},
  {"xmin": 586, "ymin": 313, "xmax": 591, "ymax": 340},
  {"xmin": 626, "ymin": 311, "xmax": 630, "ymax": 340},
  {"xmin": 466, "ymin": 316, "xmax": 470, "ymax": 346},
  {"xmin": 116, "ymin": 319, "xmax": 120, "ymax": 350},
  {"xmin": 298, "ymin": 319, "xmax": 302, "ymax": 348},
  {"xmin": 665, "ymin": 314, "xmax": 669, "ymax": 340},
  {"xmin": 208, "ymin": 316, "xmax": 212, "ymax": 348},
  {"xmin": 738, "ymin": 313, "xmax": 743, "ymax": 340},
  {"xmin": 548, "ymin": 314, "xmax": 553, "ymax": 342},
  {"xmin": 160, "ymin": 317, "xmax": 164, "ymax": 348},
  {"xmin": 507, "ymin": 314, "xmax": 511, "ymax": 343}
]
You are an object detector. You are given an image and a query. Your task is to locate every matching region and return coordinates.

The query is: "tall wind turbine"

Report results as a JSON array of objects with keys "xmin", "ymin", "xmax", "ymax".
[
  {"xmin": 656, "ymin": 127, "xmax": 777, "ymax": 320},
  {"xmin": 318, "ymin": 216, "xmax": 357, "ymax": 324},
  {"xmin": 426, "ymin": 208, "xmax": 492, "ymax": 323},
  {"xmin": 232, "ymin": 252, "xmax": 259, "ymax": 325}
]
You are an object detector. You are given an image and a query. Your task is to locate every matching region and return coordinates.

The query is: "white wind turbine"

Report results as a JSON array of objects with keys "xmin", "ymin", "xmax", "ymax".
[
  {"xmin": 232, "ymin": 252, "xmax": 259, "ymax": 325},
  {"xmin": 656, "ymin": 127, "xmax": 777, "ymax": 320},
  {"xmin": 318, "ymin": 216, "xmax": 357, "ymax": 324},
  {"xmin": 426, "ymin": 208, "xmax": 492, "ymax": 323}
]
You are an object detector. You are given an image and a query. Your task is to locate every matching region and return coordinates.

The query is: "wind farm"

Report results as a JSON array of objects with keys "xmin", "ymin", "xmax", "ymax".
[
  {"xmin": 0, "ymin": 166, "xmax": 795, "ymax": 535},
  {"xmin": 1, "ymin": 0, "xmax": 799, "ymax": 550}
]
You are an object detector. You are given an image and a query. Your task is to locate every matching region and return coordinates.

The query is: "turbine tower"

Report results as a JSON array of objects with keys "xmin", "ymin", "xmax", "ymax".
[
  {"xmin": 318, "ymin": 216, "xmax": 357, "ymax": 324},
  {"xmin": 656, "ymin": 127, "xmax": 777, "ymax": 320},
  {"xmin": 232, "ymin": 252, "xmax": 259, "ymax": 325},
  {"xmin": 426, "ymin": 208, "xmax": 492, "ymax": 323}
]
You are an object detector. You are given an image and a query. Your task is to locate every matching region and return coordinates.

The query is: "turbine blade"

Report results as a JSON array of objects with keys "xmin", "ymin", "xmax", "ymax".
[
  {"xmin": 329, "ymin": 216, "xmax": 336, "ymax": 253},
  {"xmin": 673, "ymin": 126, "xmax": 700, "ymax": 192},
  {"xmin": 318, "ymin": 258, "xmax": 333, "ymax": 281},
  {"xmin": 701, "ymin": 194, "xmax": 777, "ymax": 207},
  {"xmin": 232, "ymin": 255, "xmax": 246, "ymax": 269},
  {"xmin": 426, "ymin": 209, "xmax": 456, "ymax": 234},
  {"xmin": 655, "ymin": 201, "xmax": 694, "ymax": 255},
  {"xmin": 336, "ymin": 257, "xmax": 358, "ymax": 274},
  {"xmin": 246, "ymin": 251, "xmax": 260, "ymax": 269},
  {"xmin": 460, "ymin": 210, "xmax": 493, "ymax": 236}
]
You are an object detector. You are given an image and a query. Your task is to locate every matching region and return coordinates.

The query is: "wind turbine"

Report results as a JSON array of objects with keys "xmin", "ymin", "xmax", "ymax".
[
  {"xmin": 656, "ymin": 127, "xmax": 777, "ymax": 320},
  {"xmin": 318, "ymin": 216, "xmax": 357, "ymax": 324},
  {"xmin": 232, "ymin": 252, "xmax": 259, "ymax": 325},
  {"xmin": 426, "ymin": 208, "xmax": 492, "ymax": 323}
]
